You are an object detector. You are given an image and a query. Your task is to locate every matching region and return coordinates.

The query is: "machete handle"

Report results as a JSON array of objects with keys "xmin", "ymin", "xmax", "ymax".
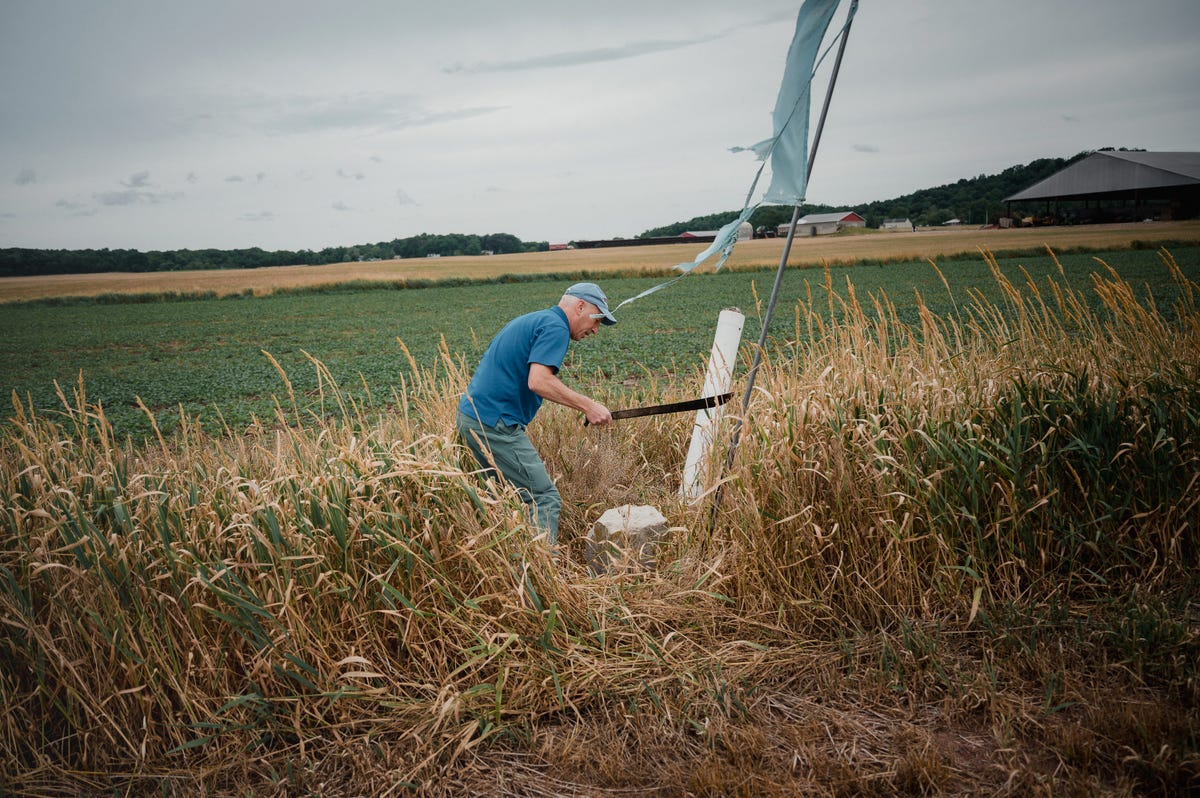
[{"xmin": 584, "ymin": 392, "xmax": 733, "ymax": 426}]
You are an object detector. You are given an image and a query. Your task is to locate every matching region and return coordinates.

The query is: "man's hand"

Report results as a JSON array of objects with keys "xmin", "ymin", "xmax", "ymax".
[
  {"xmin": 529, "ymin": 363, "xmax": 612, "ymax": 426},
  {"xmin": 583, "ymin": 400, "xmax": 612, "ymax": 427}
]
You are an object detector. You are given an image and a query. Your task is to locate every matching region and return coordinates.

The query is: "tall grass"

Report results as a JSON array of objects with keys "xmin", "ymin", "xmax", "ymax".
[
  {"xmin": 2, "ymin": 249, "xmax": 1197, "ymax": 795},
  {"xmin": 707, "ymin": 251, "xmax": 1199, "ymax": 616}
]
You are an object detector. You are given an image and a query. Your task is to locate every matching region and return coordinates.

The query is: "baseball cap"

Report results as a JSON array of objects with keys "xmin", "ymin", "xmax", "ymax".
[{"xmin": 565, "ymin": 282, "xmax": 617, "ymax": 325}]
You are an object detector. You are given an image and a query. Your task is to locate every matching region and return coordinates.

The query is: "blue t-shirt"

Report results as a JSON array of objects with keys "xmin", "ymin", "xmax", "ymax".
[{"xmin": 458, "ymin": 306, "xmax": 570, "ymax": 426}]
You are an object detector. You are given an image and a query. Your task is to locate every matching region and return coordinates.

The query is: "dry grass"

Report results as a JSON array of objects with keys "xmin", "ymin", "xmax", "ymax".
[
  {"xmin": 3, "ymin": 221, "xmax": 1199, "ymax": 303},
  {"xmin": 2, "ymin": 249, "xmax": 1198, "ymax": 795}
]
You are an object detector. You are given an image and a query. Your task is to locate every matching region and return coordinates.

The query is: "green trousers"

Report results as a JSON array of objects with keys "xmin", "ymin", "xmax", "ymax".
[{"xmin": 456, "ymin": 410, "xmax": 561, "ymax": 544}]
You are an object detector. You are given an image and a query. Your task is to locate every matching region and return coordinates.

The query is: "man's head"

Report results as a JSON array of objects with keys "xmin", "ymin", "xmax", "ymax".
[{"xmin": 560, "ymin": 282, "xmax": 616, "ymax": 340}]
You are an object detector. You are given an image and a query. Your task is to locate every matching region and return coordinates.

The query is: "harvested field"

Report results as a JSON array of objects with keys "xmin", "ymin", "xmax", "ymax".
[{"xmin": 3, "ymin": 220, "xmax": 1199, "ymax": 302}]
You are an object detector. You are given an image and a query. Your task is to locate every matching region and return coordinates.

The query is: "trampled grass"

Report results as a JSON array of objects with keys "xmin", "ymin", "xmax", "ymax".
[{"xmin": 2, "ymin": 247, "xmax": 1198, "ymax": 794}]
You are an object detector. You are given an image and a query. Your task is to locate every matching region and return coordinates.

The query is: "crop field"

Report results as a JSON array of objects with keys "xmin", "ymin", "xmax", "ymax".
[
  {"xmin": 2, "ymin": 245, "xmax": 1198, "ymax": 442},
  {"xmin": 3, "ymin": 240, "xmax": 1199, "ymax": 794},
  {"xmin": 3, "ymin": 220, "xmax": 1199, "ymax": 303}
]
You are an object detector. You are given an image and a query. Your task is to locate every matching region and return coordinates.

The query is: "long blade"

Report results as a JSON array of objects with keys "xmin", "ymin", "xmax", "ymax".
[{"xmin": 588, "ymin": 393, "xmax": 732, "ymax": 425}]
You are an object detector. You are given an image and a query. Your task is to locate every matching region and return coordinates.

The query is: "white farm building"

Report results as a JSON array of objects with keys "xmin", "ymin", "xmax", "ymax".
[{"xmin": 778, "ymin": 211, "xmax": 866, "ymax": 237}]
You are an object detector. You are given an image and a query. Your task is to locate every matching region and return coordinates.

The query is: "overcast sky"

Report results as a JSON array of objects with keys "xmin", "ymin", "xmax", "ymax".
[{"xmin": 2, "ymin": 0, "xmax": 1197, "ymax": 252}]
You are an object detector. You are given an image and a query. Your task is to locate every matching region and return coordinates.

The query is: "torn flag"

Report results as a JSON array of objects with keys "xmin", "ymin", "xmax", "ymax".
[{"xmin": 748, "ymin": 0, "xmax": 843, "ymax": 206}]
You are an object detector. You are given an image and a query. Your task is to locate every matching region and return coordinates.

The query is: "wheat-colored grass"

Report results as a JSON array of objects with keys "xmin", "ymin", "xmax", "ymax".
[
  {"xmin": 3, "ymin": 221, "xmax": 1199, "ymax": 303},
  {"xmin": 2, "ymin": 249, "xmax": 1197, "ymax": 795}
]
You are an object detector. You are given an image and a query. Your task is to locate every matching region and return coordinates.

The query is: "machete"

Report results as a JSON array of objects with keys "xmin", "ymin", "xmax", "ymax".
[{"xmin": 585, "ymin": 392, "xmax": 733, "ymax": 426}]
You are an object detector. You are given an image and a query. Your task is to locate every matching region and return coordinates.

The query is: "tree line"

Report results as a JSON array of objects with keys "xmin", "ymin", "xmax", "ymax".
[
  {"xmin": 638, "ymin": 205, "xmax": 835, "ymax": 239},
  {"xmin": 639, "ymin": 151, "xmax": 1102, "ymax": 237},
  {"xmin": 850, "ymin": 153, "xmax": 1092, "ymax": 227},
  {"xmin": 0, "ymin": 233, "xmax": 547, "ymax": 278}
]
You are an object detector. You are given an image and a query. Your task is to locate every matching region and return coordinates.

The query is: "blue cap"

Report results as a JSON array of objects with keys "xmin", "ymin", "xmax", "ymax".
[{"xmin": 565, "ymin": 282, "xmax": 617, "ymax": 325}]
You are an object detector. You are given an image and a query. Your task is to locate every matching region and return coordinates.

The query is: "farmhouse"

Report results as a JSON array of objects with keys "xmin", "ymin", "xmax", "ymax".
[
  {"xmin": 1004, "ymin": 150, "xmax": 1200, "ymax": 224},
  {"xmin": 778, "ymin": 211, "xmax": 865, "ymax": 237}
]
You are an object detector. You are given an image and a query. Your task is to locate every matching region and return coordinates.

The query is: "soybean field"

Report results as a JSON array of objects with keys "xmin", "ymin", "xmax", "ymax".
[{"xmin": 2, "ymin": 246, "xmax": 1197, "ymax": 441}]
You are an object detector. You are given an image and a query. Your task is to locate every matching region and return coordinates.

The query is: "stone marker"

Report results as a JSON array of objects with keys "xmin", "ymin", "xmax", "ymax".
[{"xmin": 586, "ymin": 504, "xmax": 668, "ymax": 575}]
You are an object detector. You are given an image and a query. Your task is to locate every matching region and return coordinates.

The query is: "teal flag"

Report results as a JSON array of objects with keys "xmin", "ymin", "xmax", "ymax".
[
  {"xmin": 614, "ymin": 208, "xmax": 755, "ymax": 311},
  {"xmin": 614, "ymin": 0, "xmax": 850, "ymax": 313},
  {"xmin": 754, "ymin": 0, "xmax": 842, "ymax": 205}
]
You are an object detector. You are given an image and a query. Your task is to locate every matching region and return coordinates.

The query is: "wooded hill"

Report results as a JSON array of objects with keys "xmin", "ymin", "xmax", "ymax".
[{"xmin": 638, "ymin": 151, "xmax": 1094, "ymax": 238}]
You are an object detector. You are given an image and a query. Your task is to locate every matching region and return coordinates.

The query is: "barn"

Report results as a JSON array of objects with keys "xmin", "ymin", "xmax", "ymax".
[
  {"xmin": 679, "ymin": 222, "xmax": 753, "ymax": 242},
  {"xmin": 1004, "ymin": 151, "xmax": 1200, "ymax": 224},
  {"xmin": 779, "ymin": 211, "xmax": 865, "ymax": 237}
]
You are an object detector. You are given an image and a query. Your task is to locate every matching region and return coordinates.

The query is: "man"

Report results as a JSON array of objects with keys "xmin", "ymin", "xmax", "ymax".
[{"xmin": 456, "ymin": 282, "xmax": 617, "ymax": 545}]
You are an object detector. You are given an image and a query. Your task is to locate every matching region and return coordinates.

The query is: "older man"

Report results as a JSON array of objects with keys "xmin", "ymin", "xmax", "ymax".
[{"xmin": 456, "ymin": 282, "xmax": 616, "ymax": 543}]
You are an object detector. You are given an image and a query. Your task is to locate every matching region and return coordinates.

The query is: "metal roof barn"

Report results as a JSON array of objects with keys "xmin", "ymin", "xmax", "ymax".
[
  {"xmin": 1004, "ymin": 151, "xmax": 1200, "ymax": 222},
  {"xmin": 796, "ymin": 211, "xmax": 866, "ymax": 225},
  {"xmin": 1005, "ymin": 151, "xmax": 1200, "ymax": 202}
]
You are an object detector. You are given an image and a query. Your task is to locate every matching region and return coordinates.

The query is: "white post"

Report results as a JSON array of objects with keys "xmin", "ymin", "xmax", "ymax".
[{"xmin": 681, "ymin": 308, "xmax": 745, "ymax": 501}]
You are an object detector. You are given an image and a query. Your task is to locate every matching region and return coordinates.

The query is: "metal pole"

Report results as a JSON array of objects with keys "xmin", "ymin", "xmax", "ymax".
[{"xmin": 710, "ymin": 2, "xmax": 857, "ymax": 530}]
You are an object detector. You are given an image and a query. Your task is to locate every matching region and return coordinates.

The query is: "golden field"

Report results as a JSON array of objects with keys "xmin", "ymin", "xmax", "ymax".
[{"xmin": 3, "ymin": 220, "xmax": 1199, "ymax": 303}]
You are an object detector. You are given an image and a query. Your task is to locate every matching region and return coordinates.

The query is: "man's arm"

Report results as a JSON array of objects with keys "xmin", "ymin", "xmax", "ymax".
[{"xmin": 528, "ymin": 363, "xmax": 612, "ymax": 426}]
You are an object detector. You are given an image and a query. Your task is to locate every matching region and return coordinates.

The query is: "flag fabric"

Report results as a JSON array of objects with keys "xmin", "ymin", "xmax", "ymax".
[
  {"xmin": 758, "ymin": 0, "xmax": 842, "ymax": 205},
  {"xmin": 613, "ymin": 0, "xmax": 849, "ymax": 313},
  {"xmin": 614, "ymin": 208, "xmax": 754, "ymax": 311}
]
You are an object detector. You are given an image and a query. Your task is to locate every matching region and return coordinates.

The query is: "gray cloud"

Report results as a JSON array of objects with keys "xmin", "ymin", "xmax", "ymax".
[
  {"xmin": 337, "ymin": 169, "xmax": 365, "ymax": 181},
  {"xmin": 239, "ymin": 211, "xmax": 274, "ymax": 222},
  {"xmin": 94, "ymin": 189, "xmax": 182, "ymax": 206},
  {"xmin": 852, "ymin": 144, "xmax": 879, "ymax": 153},
  {"xmin": 376, "ymin": 105, "xmax": 507, "ymax": 132},
  {"xmin": 443, "ymin": 35, "xmax": 723, "ymax": 75},
  {"xmin": 332, "ymin": 201, "xmax": 351, "ymax": 211},
  {"xmin": 186, "ymin": 91, "xmax": 507, "ymax": 136},
  {"xmin": 395, "ymin": 188, "xmax": 417, "ymax": 206},
  {"xmin": 440, "ymin": 11, "xmax": 791, "ymax": 76},
  {"xmin": 121, "ymin": 171, "xmax": 152, "ymax": 188},
  {"xmin": 55, "ymin": 199, "xmax": 100, "ymax": 217},
  {"xmin": 15, "ymin": 168, "xmax": 37, "ymax": 186},
  {"xmin": 223, "ymin": 172, "xmax": 267, "ymax": 184}
]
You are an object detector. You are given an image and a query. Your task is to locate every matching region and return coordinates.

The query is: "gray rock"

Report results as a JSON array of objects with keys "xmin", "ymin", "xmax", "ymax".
[{"xmin": 585, "ymin": 504, "xmax": 668, "ymax": 575}]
